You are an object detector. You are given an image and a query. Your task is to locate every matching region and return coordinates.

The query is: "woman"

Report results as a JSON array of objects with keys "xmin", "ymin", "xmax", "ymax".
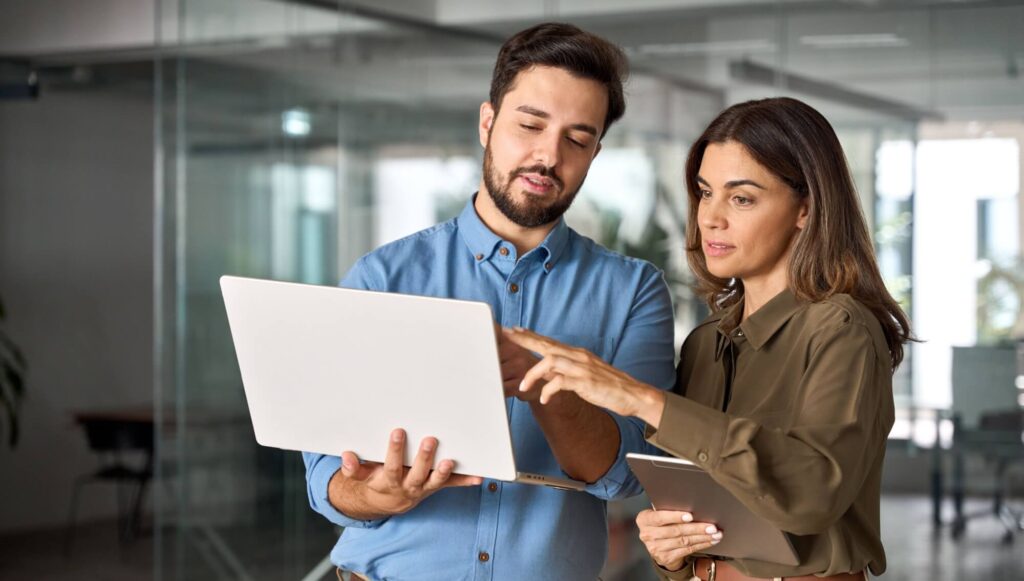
[{"xmin": 505, "ymin": 97, "xmax": 911, "ymax": 580}]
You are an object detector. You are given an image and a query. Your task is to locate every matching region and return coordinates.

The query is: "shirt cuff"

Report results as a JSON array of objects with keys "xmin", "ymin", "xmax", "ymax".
[
  {"xmin": 645, "ymin": 393, "xmax": 729, "ymax": 470},
  {"xmin": 651, "ymin": 556, "xmax": 696, "ymax": 580},
  {"xmin": 304, "ymin": 452, "xmax": 389, "ymax": 529},
  {"xmin": 583, "ymin": 412, "xmax": 652, "ymax": 500}
]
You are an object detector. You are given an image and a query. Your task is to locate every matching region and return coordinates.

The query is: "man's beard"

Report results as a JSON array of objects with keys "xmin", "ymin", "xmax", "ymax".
[{"xmin": 482, "ymin": 141, "xmax": 580, "ymax": 228}]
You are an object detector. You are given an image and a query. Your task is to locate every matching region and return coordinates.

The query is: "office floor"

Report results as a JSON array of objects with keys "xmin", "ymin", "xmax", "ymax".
[{"xmin": 0, "ymin": 495, "xmax": 1020, "ymax": 581}]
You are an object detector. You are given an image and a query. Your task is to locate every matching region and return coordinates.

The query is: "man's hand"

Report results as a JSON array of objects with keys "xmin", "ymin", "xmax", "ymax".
[
  {"xmin": 495, "ymin": 322, "xmax": 545, "ymax": 402},
  {"xmin": 328, "ymin": 429, "xmax": 483, "ymax": 520}
]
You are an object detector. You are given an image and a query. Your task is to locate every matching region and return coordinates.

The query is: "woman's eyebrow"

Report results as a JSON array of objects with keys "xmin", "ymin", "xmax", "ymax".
[{"xmin": 696, "ymin": 175, "xmax": 766, "ymax": 190}]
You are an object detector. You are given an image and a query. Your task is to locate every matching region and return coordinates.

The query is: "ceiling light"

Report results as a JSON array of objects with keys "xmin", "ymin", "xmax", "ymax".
[
  {"xmin": 799, "ymin": 33, "xmax": 909, "ymax": 49},
  {"xmin": 633, "ymin": 40, "xmax": 775, "ymax": 57},
  {"xmin": 282, "ymin": 109, "xmax": 311, "ymax": 137}
]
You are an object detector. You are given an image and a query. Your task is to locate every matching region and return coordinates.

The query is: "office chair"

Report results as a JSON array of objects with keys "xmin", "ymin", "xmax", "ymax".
[
  {"xmin": 64, "ymin": 413, "xmax": 154, "ymax": 556},
  {"xmin": 949, "ymin": 346, "xmax": 1024, "ymax": 543}
]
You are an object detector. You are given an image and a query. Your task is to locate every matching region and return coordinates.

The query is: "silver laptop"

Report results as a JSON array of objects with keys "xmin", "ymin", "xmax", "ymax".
[{"xmin": 220, "ymin": 275, "xmax": 584, "ymax": 491}]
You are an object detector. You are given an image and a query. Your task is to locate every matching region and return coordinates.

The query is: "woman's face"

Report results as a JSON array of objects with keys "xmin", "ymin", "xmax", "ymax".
[{"xmin": 696, "ymin": 141, "xmax": 808, "ymax": 289}]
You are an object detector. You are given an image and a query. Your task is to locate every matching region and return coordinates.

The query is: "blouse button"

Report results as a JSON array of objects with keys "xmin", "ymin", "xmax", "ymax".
[{"xmin": 697, "ymin": 451, "xmax": 709, "ymax": 463}]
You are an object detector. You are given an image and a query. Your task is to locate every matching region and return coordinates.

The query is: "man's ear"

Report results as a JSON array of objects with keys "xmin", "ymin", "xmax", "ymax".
[
  {"xmin": 593, "ymin": 141, "xmax": 602, "ymax": 160},
  {"xmin": 479, "ymin": 102, "xmax": 495, "ymax": 148}
]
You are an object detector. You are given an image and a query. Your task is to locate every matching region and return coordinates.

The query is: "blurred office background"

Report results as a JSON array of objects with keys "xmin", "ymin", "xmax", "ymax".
[{"xmin": 0, "ymin": 0, "xmax": 1022, "ymax": 579}]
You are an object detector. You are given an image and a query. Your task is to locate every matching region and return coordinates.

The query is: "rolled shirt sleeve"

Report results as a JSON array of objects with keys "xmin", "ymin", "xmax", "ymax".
[{"xmin": 302, "ymin": 451, "xmax": 389, "ymax": 529}]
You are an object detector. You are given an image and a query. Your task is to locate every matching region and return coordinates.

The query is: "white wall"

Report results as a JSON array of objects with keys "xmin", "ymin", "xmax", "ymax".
[
  {"xmin": 0, "ymin": 87, "xmax": 153, "ymax": 532},
  {"xmin": 0, "ymin": 0, "xmax": 156, "ymax": 55}
]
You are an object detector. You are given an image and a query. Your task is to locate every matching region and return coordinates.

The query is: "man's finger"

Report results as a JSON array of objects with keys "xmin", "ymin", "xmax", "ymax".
[
  {"xmin": 444, "ymin": 473, "xmax": 484, "ymax": 487},
  {"xmin": 382, "ymin": 428, "xmax": 406, "ymax": 486},
  {"xmin": 422, "ymin": 459, "xmax": 454, "ymax": 491},
  {"xmin": 340, "ymin": 451, "xmax": 377, "ymax": 481},
  {"xmin": 405, "ymin": 436, "xmax": 438, "ymax": 488}
]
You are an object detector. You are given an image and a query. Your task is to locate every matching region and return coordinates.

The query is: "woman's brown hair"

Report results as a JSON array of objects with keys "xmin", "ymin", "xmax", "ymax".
[{"xmin": 684, "ymin": 97, "xmax": 912, "ymax": 368}]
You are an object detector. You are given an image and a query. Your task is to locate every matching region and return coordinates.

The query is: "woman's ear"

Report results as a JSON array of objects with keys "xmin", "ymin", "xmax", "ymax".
[{"xmin": 796, "ymin": 200, "xmax": 809, "ymax": 230}]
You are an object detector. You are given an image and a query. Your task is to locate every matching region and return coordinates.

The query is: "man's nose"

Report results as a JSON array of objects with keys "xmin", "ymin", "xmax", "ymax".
[{"xmin": 532, "ymin": 132, "xmax": 561, "ymax": 169}]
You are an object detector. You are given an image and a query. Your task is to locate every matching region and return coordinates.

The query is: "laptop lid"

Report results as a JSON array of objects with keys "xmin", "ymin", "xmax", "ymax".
[{"xmin": 220, "ymin": 275, "xmax": 519, "ymax": 481}]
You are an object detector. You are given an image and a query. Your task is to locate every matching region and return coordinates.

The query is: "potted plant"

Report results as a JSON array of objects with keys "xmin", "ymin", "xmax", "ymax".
[{"xmin": 0, "ymin": 293, "xmax": 27, "ymax": 447}]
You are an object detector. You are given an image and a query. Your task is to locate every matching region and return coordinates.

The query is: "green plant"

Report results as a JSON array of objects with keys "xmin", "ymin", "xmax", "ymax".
[{"xmin": 0, "ymin": 293, "xmax": 27, "ymax": 448}]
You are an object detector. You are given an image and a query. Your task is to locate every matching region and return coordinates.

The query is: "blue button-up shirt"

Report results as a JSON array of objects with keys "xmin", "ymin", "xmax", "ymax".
[{"xmin": 303, "ymin": 196, "xmax": 675, "ymax": 581}]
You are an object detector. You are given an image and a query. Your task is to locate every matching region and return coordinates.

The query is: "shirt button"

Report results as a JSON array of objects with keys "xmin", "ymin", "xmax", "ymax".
[
  {"xmin": 697, "ymin": 451, "xmax": 709, "ymax": 463},
  {"xmin": 488, "ymin": 482, "xmax": 498, "ymax": 492},
  {"xmin": 544, "ymin": 262, "xmax": 552, "ymax": 270},
  {"xmin": 498, "ymin": 247, "xmax": 509, "ymax": 256},
  {"xmin": 509, "ymin": 283, "xmax": 519, "ymax": 294},
  {"xmin": 475, "ymin": 253, "xmax": 484, "ymax": 261},
  {"xmin": 478, "ymin": 551, "xmax": 490, "ymax": 562}
]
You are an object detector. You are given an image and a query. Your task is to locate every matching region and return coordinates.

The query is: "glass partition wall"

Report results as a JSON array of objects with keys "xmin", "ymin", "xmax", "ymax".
[{"xmin": 154, "ymin": 1, "xmax": 1024, "ymax": 579}]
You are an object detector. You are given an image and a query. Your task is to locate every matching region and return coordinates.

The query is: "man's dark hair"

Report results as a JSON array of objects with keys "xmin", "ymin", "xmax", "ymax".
[{"xmin": 489, "ymin": 22, "xmax": 628, "ymax": 138}]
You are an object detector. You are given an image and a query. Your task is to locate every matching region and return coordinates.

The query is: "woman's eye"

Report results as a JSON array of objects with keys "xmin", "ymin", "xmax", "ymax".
[
  {"xmin": 733, "ymin": 196, "xmax": 752, "ymax": 206},
  {"xmin": 699, "ymin": 190, "xmax": 712, "ymax": 200}
]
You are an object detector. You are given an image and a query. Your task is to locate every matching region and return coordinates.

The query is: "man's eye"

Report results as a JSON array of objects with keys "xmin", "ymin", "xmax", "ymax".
[
  {"xmin": 568, "ymin": 137, "xmax": 587, "ymax": 148},
  {"xmin": 520, "ymin": 124, "xmax": 541, "ymax": 132}
]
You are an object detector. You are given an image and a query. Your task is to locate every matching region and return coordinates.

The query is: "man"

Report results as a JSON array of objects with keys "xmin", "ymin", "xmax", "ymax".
[{"xmin": 302, "ymin": 22, "xmax": 676, "ymax": 580}]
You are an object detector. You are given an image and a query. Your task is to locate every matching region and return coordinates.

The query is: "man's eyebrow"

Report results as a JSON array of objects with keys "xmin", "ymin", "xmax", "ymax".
[
  {"xmin": 514, "ymin": 105, "xmax": 598, "ymax": 137},
  {"xmin": 515, "ymin": 105, "xmax": 550, "ymax": 119},
  {"xmin": 695, "ymin": 175, "xmax": 766, "ymax": 190}
]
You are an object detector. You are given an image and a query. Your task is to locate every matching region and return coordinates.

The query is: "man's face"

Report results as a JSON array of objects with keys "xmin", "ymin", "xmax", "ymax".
[{"xmin": 479, "ymin": 65, "xmax": 608, "ymax": 228}]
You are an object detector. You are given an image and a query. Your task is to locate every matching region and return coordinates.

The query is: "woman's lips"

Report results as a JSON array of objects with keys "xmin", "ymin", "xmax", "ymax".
[{"xmin": 704, "ymin": 240, "xmax": 735, "ymax": 258}]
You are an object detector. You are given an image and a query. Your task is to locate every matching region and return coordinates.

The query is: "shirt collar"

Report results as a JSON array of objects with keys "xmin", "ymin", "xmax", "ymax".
[
  {"xmin": 730, "ymin": 288, "xmax": 805, "ymax": 350},
  {"xmin": 456, "ymin": 194, "xmax": 570, "ymax": 271},
  {"xmin": 711, "ymin": 288, "xmax": 805, "ymax": 351},
  {"xmin": 536, "ymin": 216, "xmax": 569, "ymax": 271},
  {"xmin": 457, "ymin": 195, "xmax": 505, "ymax": 261}
]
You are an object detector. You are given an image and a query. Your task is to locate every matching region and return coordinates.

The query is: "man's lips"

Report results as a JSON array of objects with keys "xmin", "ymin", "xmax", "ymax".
[
  {"xmin": 704, "ymin": 240, "xmax": 735, "ymax": 257},
  {"xmin": 515, "ymin": 171, "xmax": 561, "ymax": 195}
]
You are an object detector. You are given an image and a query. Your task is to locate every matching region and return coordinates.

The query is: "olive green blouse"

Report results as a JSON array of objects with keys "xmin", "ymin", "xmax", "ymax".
[{"xmin": 646, "ymin": 289, "xmax": 894, "ymax": 579}]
